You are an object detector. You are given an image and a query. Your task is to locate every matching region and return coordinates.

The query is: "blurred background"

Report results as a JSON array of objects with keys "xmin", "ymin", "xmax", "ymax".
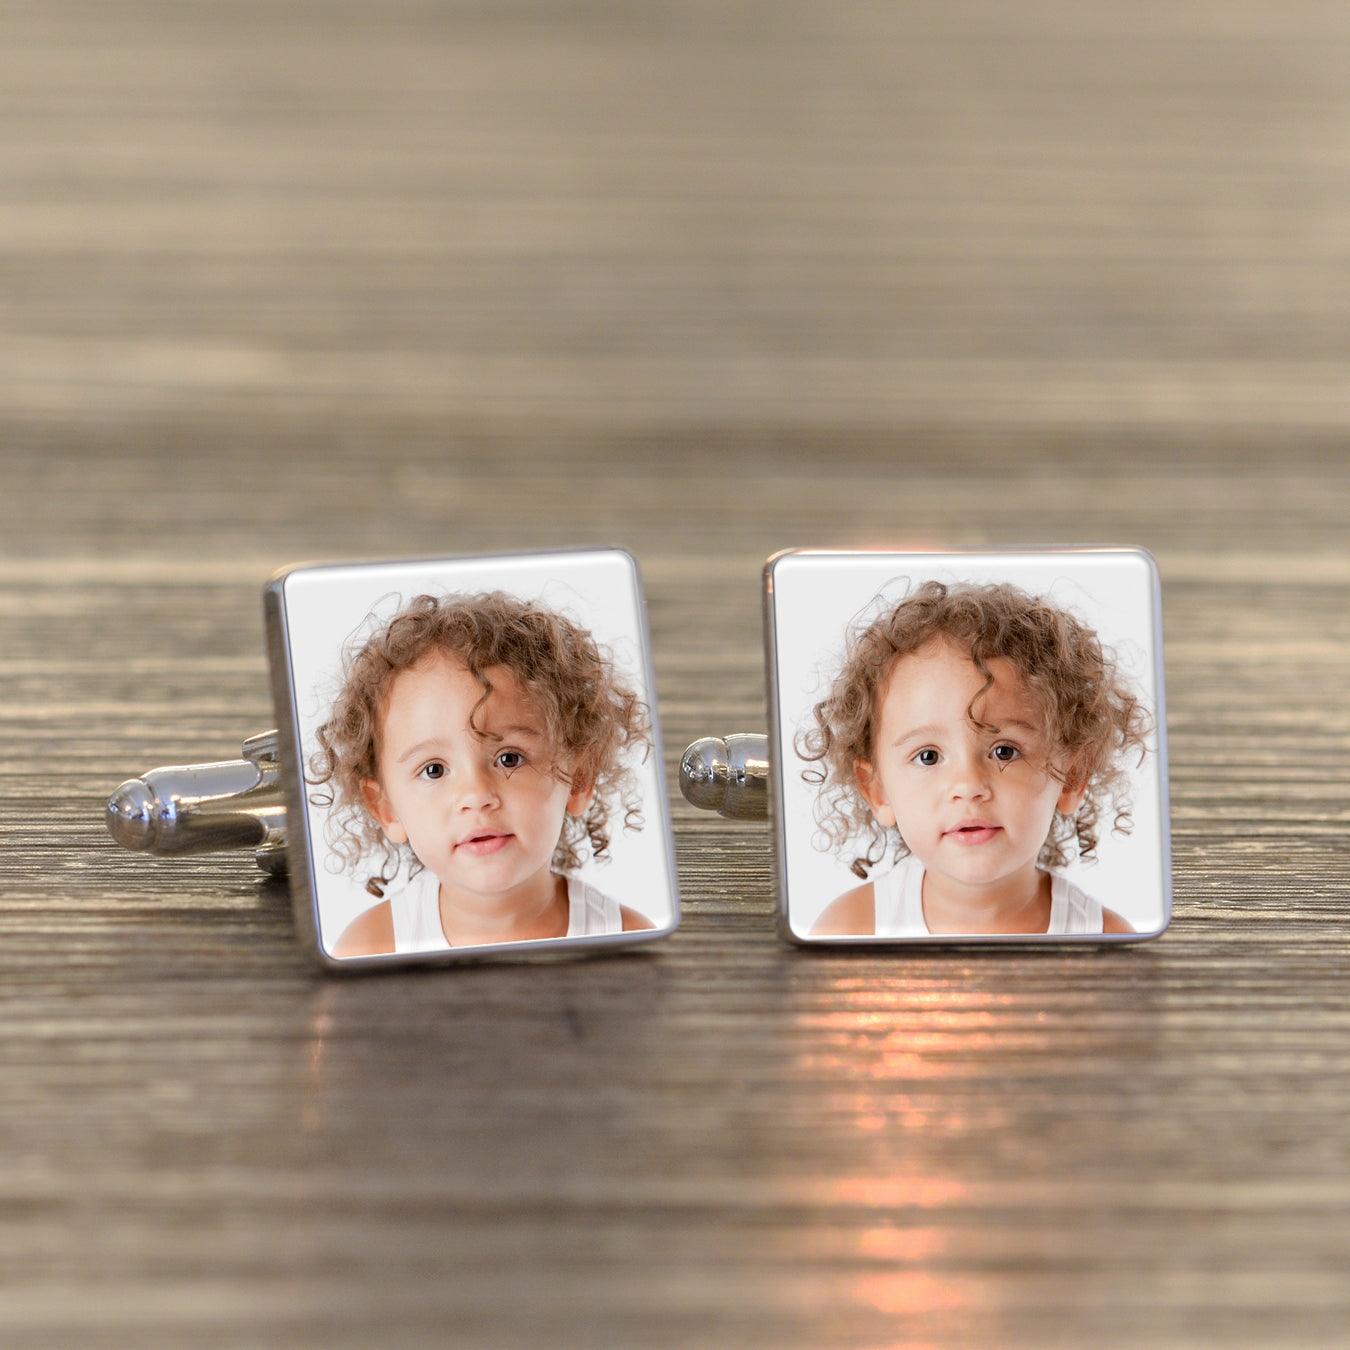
[
  {"xmin": 3, "ymin": 2, "xmax": 1349, "ymax": 1346},
  {"xmin": 5, "ymin": 0, "xmax": 1348, "ymax": 559}
]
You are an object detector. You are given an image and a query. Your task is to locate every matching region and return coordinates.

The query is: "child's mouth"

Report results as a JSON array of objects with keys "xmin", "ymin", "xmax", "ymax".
[
  {"xmin": 457, "ymin": 832, "xmax": 512, "ymax": 856},
  {"xmin": 944, "ymin": 822, "xmax": 1001, "ymax": 846}
]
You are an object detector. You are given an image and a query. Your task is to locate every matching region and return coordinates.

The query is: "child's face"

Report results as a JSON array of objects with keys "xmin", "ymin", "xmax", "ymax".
[
  {"xmin": 855, "ymin": 639, "xmax": 1084, "ymax": 893},
  {"xmin": 362, "ymin": 653, "xmax": 591, "ymax": 902}
]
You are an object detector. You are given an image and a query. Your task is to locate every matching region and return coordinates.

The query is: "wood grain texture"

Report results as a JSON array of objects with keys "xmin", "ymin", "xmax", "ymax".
[{"xmin": 2, "ymin": 1, "xmax": 1349, "ymax": 1346}]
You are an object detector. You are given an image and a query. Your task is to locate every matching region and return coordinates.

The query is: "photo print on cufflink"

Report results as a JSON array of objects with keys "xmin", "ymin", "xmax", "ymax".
[
  {"xmin": 107, "ymin": 548, "xmax": 680, "ymax": 969},
  {"xmin": 683, "ymin": 548, "xmax": 1170, "ymax": 946}
]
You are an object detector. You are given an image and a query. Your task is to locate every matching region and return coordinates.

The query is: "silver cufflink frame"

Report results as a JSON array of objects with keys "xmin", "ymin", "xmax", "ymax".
[{"xmin": 762, "ymin": 547, "xmax": 1172, "ymax": 945}]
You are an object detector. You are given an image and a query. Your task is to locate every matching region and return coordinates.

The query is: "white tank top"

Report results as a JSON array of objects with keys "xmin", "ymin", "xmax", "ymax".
[
  {"xmin": 387, "ymin": 869, "xmax": 624, "ymax": 952},
  {"xmin": 872, "ymin": 857, "xmax": 1103, "ymax": 936}
]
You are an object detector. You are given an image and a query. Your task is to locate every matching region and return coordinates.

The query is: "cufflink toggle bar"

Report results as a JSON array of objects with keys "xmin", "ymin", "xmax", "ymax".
[
  {"xmin": 678, "ymin": 734, "xmax": 769, "ymax": 821},
  {"xmin": 105, "ymin": 731, "xmax": 288, "ymax": 875}
]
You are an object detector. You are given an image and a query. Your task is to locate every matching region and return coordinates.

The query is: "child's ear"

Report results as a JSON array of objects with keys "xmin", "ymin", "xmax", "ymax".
[
  {"xmin": 854, "ymin": 760, "xmax": 897, "ymax": 829},
  {"xmin": 566, "ymin": 776, "xmax": 595, "ymax": 817},
  {"xmin": 361, "ymin": 777, "xmax": 408, "ymax": 844},
  {"xmin": 1056, "ymin": 778, "xmax": 1088, "ymax": 816}
]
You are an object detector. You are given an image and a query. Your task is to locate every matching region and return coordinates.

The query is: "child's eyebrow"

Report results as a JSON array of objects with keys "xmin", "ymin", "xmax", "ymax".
[
  {"xmin": 394, "ymin": 737, "xmax": 448, "ymax": 765},
  {"xmin": 990, "ymin": 717, "xmax": 1041, "ymax": 736},
  {"xmin": 481, "ymin": 721, "xmax": 550, "ymax": 747},
  {"xmin": 393, "ymin": 723, "xmax": 547, "ymax": 763},
  {"xmin": 891, "ymin": 723, "xmax": 943, "ymax": 746},
  {"xmin": 890, "ymin": 716, "xmax": 1043, "ymax": 747}
]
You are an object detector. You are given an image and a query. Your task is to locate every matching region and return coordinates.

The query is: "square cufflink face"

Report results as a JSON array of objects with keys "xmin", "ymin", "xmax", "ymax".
[
  {"xmin": 764, "ymin": 548, "xmax": 1171, "ymax": 945},
  {"xmin": 264, "ymin": 548, "xmax": 679, "ymax": 968}
]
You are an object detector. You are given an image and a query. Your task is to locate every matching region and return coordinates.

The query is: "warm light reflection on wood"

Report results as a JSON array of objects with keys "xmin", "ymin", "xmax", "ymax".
[
  {"xmin": 793, "ymin": 976, "xmax": 1046, "ymax": 1085},
  {"xmin": 857, "ymin": 1225, "xmax": 945, "ymax": 1262},
  {"xmin": 791, "ymin": 972, "xmax": 979, "ymax": 1329},
  {"xmin": 298, "ymin": 992, "xmax": 336, "ymax": 1134},
  {"xmin": 850, "ymin": 1269, "xmax": 976, "ymax": 1316},
  {"xmin": 824, "ymin": 1176, "xmax": 967, "ymax": 1209}
]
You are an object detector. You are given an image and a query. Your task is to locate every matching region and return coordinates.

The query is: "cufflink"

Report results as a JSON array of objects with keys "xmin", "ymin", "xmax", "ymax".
[
  {"xmin": 107, "ymin": 548, "xmax": 680, "ymax": 969},
  {"xmin": 678, "ymin": 548, "xmax": 1173, "ymax": 946}
]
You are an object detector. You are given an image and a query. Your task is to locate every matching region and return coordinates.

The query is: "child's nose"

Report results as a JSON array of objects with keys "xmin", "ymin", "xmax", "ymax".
[
  {"xmin": 455, "ymin": 761, "xmax": 499, "ymax": 808},
  {"xmin": 946, "ymin": 751, "xmax": 992, "ymax": 798}
]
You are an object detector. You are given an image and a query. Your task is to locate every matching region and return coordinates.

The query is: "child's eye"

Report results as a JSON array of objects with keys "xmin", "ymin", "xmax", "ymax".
[
  {"xmin": 912, "ymin": 748, "xmax": 941, "ymax": 767},
  {"xmin": 496, "ymin": 749, "xmax": 526, "ymax": 771},
  {"xmin": 991, "ymin": 743, "xmax": 1021, "ymax": 763},
  {"xmin": 418, "ymin": 761, "xmax": 446, "ymax": 781}
]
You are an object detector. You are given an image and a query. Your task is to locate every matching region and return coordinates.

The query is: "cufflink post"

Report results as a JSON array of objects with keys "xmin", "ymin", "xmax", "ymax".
[
  {"xmin": 106, "ymin": 730, "xmax": 289, "ymax": 876},
  {"xmin": 678, "ymin": 734, "xmax": 770, "ymax": 821}
]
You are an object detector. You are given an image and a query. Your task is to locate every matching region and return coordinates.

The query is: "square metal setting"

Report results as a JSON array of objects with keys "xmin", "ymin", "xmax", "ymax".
[
  {"xmin": 763, "ymin": 547, "xmax": 1171, "ymax": 946},
  {"xmin": 266, "ymin": 548, "xmax": 680, "ymax": 969}
]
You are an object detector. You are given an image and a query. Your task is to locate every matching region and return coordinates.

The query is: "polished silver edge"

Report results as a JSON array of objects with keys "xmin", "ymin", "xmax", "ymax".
[
  {"xmin": 261, "ymin": 543, "xmax": 665, "ymax": 588},
  {"xmin": 1140, "ymin": 546, "xmax": 1173, "ymax": 939},
  {"xmin": 762, "ymin": 546, "xmax": 1173, "ymax": 947},
  {"xmin": 264, "ymin": 547, "xmax": 681, "ymax": 972},
  {"xmin": 263, "ymin": 572, "xmax": 333, "ymax": 970},
  {"xmin": 621, "ymin": 546, "xmax": 683, "ymax": 944},
  {"xmin": 762, "ymin": 552, "xmax": 799, "ymax": 946}
]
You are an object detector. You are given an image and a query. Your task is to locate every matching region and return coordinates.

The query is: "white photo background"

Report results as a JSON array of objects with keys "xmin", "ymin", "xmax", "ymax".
[
  {"xmin": 279, "ymin": 551, "xmax": 676, "ymax": 953},
  {"xmin": 770, "ymin": 551, "xmax": 1169, "ymax": 938}
]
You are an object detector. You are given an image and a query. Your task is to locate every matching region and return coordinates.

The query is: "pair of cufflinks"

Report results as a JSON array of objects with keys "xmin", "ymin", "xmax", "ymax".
[{"xmin": 107, "ymin": 546, "xmax": 1171, "ymax": 967}]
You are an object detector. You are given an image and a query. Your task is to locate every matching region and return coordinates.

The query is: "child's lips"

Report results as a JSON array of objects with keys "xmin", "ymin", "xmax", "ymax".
[
  {"xmin": 456, "ymin": 831, "xmax": 512, "ymax": 856},
  {"xmin": 943, "ymin": 821, "xmax": 1001, "ymax": 846}
]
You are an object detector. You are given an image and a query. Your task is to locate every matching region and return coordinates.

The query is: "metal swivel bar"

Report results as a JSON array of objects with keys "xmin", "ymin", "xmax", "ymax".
[
  {"xmin": 677, "ymin": 733, "xmax": 770, "ymax": 821},
  {"xmin": 105, "ymin": 730, "xmax": 289, "ymax": 875}
]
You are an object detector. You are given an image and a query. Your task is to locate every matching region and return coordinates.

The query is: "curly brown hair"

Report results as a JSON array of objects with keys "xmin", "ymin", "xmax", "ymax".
[
  {"xmin": 798, "ymin": 579, "xmax": 1150, "ymax": 878},
  {"xmin": 309, "ymin": 591, "xmax": 651, "ymax": 895}
]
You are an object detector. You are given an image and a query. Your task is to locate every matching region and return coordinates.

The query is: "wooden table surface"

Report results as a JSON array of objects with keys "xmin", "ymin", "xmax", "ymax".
[{"xmin": 3, "ymin": 2, "xmax": 1349, "ymax": 1345}]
